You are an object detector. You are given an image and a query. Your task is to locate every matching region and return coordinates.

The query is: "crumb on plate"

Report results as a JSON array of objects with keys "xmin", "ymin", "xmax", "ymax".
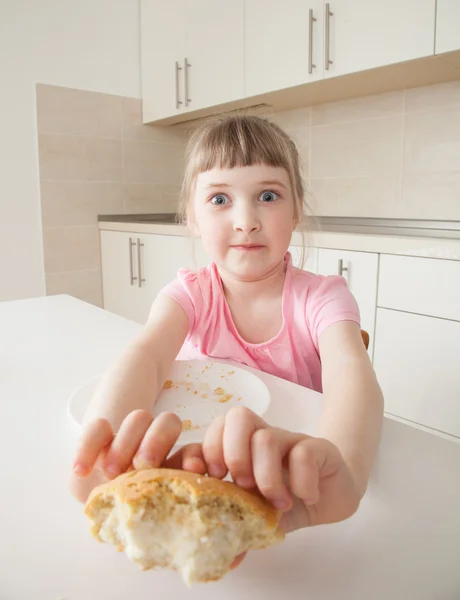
[{"xmin": 163, "ymin": 379, "xmax": 173, "ymax": 389}]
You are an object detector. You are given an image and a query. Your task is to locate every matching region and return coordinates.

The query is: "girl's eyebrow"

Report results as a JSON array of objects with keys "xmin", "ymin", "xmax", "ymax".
[{"xmin": 204, "ymin": 180, "xmax": 287, "ymax": 190}]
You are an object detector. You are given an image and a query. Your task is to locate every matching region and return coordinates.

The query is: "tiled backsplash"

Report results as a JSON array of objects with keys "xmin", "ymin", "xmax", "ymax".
[
  {"xmin": 37, "ymin": 84, "xmax": 187, "ymax": 307},
  {"xmin": 269, "ymin": 80, "xmax": 460, "ymax": 220},
  {"xmin": 37, "ymin": 80, "xmax": 460, "ymax": 308}
]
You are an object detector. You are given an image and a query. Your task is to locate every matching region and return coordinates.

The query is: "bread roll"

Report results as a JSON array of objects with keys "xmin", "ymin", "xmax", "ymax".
[{"xmin": 84, "ymin": 468, "xmax": 284, "ymax": 586}]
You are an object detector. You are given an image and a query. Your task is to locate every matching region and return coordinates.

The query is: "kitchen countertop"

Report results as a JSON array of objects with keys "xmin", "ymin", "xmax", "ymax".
[
  {"xmin": 98, "ymin": 214, "xmax": 460, "ymax": 261},
  {"xmin": 2, "ymin": 294, "xmax": 460, "ymax": 599}
]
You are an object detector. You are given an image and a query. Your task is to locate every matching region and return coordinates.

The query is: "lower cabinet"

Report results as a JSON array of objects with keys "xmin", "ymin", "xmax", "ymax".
[
  {"xmin": 317, "ymin": 248, "xmax": 379, "ymax": 359},
  {"xmin": 373, "ymin": 308, "xmax": 460, "ymax": 439},
  {"xmin": 101, "ymin": 230, "xmax": 208, "ymax": 324}
]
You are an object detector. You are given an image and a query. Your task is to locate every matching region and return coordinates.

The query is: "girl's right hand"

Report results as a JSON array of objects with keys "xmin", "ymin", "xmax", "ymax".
[{"xmin": 72, "ymin": 410, "xmax": 207, "ymax": 481}]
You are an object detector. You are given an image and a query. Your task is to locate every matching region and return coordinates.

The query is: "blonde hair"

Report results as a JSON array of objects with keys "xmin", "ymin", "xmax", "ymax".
[{"xmin": 178, "ymin": 114, "xmax": 314, "ymax": 265}]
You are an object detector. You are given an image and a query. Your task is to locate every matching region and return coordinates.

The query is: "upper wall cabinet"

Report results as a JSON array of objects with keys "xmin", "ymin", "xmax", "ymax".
[
  {"xmin": 323, "ymin": 0, "xmax": 435, "ymax": 79},
  {"xmin": 245, "ymin": 0, "xmax": 324, "ymax": 97},
  {"xmin": 141, "ymin": 0, "xmax": 245, "ymax": 123},
  {"xmin": 436, "ymin": 0, "xmax": 460, "ymax": 54},
  {"xmin": 245, "ymin": 0, "xmax": 436, "ymax": 96}
]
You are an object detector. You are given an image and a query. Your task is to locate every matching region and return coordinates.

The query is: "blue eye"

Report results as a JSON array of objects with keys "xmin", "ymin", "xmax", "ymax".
[
  {"xmin": 210, "ymin": 194, "xmax": 230, "ymax": 206},
  {"xmin": 259, "ymin": 190, "xmax": 279, "ymax": 203}
]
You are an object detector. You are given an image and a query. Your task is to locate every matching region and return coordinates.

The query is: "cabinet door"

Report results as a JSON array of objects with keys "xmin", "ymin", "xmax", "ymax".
[
  {"xmin": 325, "ymin": 0, "xmax": 435, "ymax": 78},
  {"xmin": 374, "ymin": 308, "xmax": 460, "ymax": 439},
  {"xmin": 436, "ymin": 0, "xmax": 460, "ymax": 54},
  {"xmin": 100, "ymin": 231, "xmax": 142, "ymax": 322},
  {"xmin": 134, "ymin": 235, "xmax": 209, "ymax": 324},
  {"xmin": 317, "ymin": 248, "xmax": 378, "ymax": 358},
  {"xmin": 289, "ymin": 246, "xmax": 318, "ymax": 273},
  {"xmin": 245, "ymin": 0, "xmax": 323, "ymax": 97},
  {"xmin": 183, "ymin": 0, "xmax": 245, "ymax": 112},
  {"xmin": 141, "ymin": 0, "xmax": 185, "ymax": 123}
]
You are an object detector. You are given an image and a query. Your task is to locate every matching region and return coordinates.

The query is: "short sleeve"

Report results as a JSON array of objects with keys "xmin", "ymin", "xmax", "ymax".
[
  {"xmin": 159, "ymin": 269, "xmax": 197, "ymax": 332},
  {"xmin": 306, "ymin": 275, "xmax": 361, "ymax": 350}
]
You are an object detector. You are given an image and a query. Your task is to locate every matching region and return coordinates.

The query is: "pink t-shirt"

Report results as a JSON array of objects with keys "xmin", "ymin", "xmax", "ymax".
[{"xmin": 160, "ymin": 253, "xmax": 360, "ymax": 392}]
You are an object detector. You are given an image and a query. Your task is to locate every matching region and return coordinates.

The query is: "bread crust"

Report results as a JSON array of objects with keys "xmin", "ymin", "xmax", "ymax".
[{"xmin": 85, "ymin": 468, "xmax": 284, "ymax": 537}]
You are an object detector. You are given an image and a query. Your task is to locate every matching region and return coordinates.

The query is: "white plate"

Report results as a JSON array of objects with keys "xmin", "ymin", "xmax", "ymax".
[{"xmin": 68, "ymin": 359, "xmax": 271, "ymax": 444}]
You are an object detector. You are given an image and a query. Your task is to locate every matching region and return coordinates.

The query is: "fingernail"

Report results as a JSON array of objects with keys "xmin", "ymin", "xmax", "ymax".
[
  {"xmin": 273, "ymin": 498, "xmax": 291, "ymax": 511},
  {"xmin": 73, "ymin": 463, "xmax": 86, "ymax": 476},
  {"xmin": 208, "ymin": 464, "xmax": 226, "ymax": 479},
  {"xmin": 236, "ymin": 476, "xmax": 255, "ymax": 489},
  {"xmin": 106, "ymin": 464, "xmax": 120, "ymax": 478},
  {"xmin": 133, "ymin": 454, "xmax": 155, "ymax": 470}
]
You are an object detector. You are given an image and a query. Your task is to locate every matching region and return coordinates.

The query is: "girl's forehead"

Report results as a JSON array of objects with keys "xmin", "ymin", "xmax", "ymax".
[{"xmin": 195, "ymin": 164, "xmax": 291, "ymax": 188}]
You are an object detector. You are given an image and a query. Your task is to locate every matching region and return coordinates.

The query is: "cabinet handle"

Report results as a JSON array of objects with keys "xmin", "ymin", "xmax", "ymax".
[
  {"xmin": 137, "ymin": 238, "xmax": 145, "ymax": 288},
  {"xmin": 184, "ymin": 57, "xmax": 191, "ymax": 106},
  {"xmin": 308, "ymin": 9, "xmax": 317, "ymax": 75},
  {"xmin": 175, "ymin": 61, "xmax": 183, "ymax": 109},
  {"xmin": 325, "ymin": 3, "xmax": 333, "ymax": 71},
  {"xmin": 338, "ymin": 258, "xmax": 348, "ymax": 277},
  {"xmin": 129, "ymin": 237, "xmax": 137, "ymax": 286}
]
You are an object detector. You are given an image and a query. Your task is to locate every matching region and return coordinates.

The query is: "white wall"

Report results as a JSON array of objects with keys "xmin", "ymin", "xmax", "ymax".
[{"xmin": 0, "ymin": 0, "xmax": 141, "ymax": 301}]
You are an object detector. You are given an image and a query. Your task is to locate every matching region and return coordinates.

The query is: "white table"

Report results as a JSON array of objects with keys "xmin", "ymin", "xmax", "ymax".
[{"xmin": 2, "ymin": 295, "xmax": 460, "ymax": 600}]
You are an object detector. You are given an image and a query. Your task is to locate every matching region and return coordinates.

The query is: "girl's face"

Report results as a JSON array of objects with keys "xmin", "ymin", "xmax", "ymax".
[{"xmin": 191, "ymin": 164, "xmax": 297, "ymax": 281}]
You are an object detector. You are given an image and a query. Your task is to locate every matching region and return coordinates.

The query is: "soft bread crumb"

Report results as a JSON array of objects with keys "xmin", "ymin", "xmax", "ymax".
[{"xmin": 85, "ymin": 469, "xmax": 284, "ymax": 586}]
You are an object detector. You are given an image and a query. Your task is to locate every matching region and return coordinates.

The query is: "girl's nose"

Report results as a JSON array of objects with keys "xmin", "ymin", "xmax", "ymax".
[{"xmin": 232, "ymin": 205, "xmax": 261, "ymax": 234}]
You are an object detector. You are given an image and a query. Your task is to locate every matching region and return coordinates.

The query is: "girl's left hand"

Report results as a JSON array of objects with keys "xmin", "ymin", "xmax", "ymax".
[{"xmin": 197, "ymin": 406, "xmax": 362, "ymax": 533}]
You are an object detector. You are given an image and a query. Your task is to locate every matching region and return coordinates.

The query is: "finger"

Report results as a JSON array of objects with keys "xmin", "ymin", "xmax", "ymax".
[
  {"xmin": 251, "ymin": 428, "xmax": 293, "ymax": 511},
  {"xmin": 164, "ymin": 443, "xmax": 207, "ymax": 474},
  {"xmin": 132, "ymin": 411, "xmax": 182, "ymax": 470},
  {"xmin": 103, "ymin": 410, "xmax": 153, "ymax": 478},
  {"xmin": 223, "ymin": 406, "xmax": 264, "ymax": 488},
  {"xmin": 230, "ymin": 551, "xmax": 247, "ymax": 570},
  {"xmin": 202, "ymin": 415, "xmax": 227, "ymax": 479},
  {"xmin": 73, "ymin": 418, "xmax": 114, "ymax": 477},
  {"xmin": 288, "ymin": 439, "xmax": 326, "ymax": 505}
]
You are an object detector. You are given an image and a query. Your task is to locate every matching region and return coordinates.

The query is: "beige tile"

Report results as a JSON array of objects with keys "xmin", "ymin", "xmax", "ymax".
[
  {"xmin": 404, "ymin": 108, "xmax": 460, "ymax": 173},
  {"xmin": 310, "ymin": 177, "xmax": 401, "ymax": 217},
  {"xmin": 36, "ymin": 84, "xmax": 122, "ymax": 138},
  {"xmin": 312, "ymin": 91, "xmax": 404, "ymax": 126},
  {"xmin": 123, "ymin": 183, "xmax": 180, "ymax": 214},
  {"xmin": 311, "ymin": 116, "xmax": 403, "ymax": 179},
  {"xmin": 40, "ymin": 182, "xmax": 123, "ymax": 227},
  {"xmin": 284, "ymin": 127, "xmax": 310, "ymax": 181},
  {"xmin": 38, "ymin": 134, "xmax": 122, "ymax": 181},
  {"xmin": 122, "ymin": 97, "xmax": 188, "ymax": 144},
  {"xmin": 43, "ymin": 226, "xmax": 101, "ymax": 273},
  {"xmin": 122, "ymin": 140, "xmax": 184, "ymax": 184},
  {"xmin": 405, "ymin": 81, "xmax": 460, "ymax": 114},
  {"xmin": 401, "ymin": 172, "xmax": 460, "ymax": 219},
  {"xmin": 269, "ymin": 106, "xmax": 311, "ymax": 130},
  {"xmin": 46, "ymin": 269, "xmax": 103, "ymax": 307}
]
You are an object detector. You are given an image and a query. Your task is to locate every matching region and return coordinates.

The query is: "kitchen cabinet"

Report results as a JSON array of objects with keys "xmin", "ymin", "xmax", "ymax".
[
  {"xmin": 373, "ymin": 308, "xmax": 460, "ymax": 439},
  {"xmin": 101, "ymin": 231, "xmax": 208, "ymax": 324},
  {"xmin": 289, "ymin": 245, "xmax": 318, "ymax": 273},
  {"xmin": 245, "ymin": 0, "xmax": 324, "ymax": 96},
  {"xmin": 141, "ymin": 0, "xmax": 244, "ymax": 123},
  {"xmin": 317, "ymin": 248, "xmax": 379, "ymax": 358},
  {"xmin": 377, "ymin": 254, "xmax": 460, "ymax": 322},
  {"xmin": 140, "ymin": 0, "xmax": 185, "ymax": 124},
  {"xmin": 245, "ymin": 0, "xmax": 436, "ymax": 97},
  {"xmin": 323, "ymin": 0, "xmax": 435, "ymax": 79},
  {"xmin": 435, "ymin": 0, "xmax": 460, "ymax": 54}
]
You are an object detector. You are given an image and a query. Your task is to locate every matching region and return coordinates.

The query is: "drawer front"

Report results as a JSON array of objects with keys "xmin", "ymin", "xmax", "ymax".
[
  {"xmin": 378, "ymin": 255, "xmax": 460, "ymax": 322},
  {"xmin": 374, "ymin": 308, "xmax": 460, "ymax": 438},
  {"xmin": 317, "ymin": 248, "xmax": 379, "ymax": 359}
]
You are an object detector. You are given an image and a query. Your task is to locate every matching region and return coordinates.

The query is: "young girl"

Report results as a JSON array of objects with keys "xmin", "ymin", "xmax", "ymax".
[{"xmin": 70, "ymin": 115, "xmax": 383, "ymax": 537}]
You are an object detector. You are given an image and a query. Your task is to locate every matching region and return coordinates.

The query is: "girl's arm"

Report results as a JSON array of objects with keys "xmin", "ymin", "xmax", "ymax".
[
  {"xmin": 69, "ymin": 294, "xmax": 190, "ymax": 502},
  {"xmin": 318, "ymin": 320, "xmax": 384, "ymax": 497},
  {"xmin": 82, "ymin": 294, "xmax": 189, "ymax": 430}
]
